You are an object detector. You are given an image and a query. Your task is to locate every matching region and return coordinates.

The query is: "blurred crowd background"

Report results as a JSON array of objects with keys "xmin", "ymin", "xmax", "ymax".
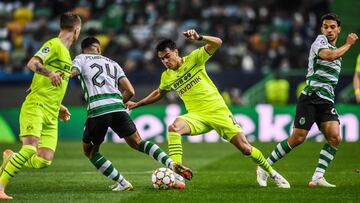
[{"xmin": 0, "ymin": 0, "xmax": 359, "ymax": 107}]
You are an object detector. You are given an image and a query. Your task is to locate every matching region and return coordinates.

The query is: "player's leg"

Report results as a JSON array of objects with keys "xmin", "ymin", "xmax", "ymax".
[
  {"xmin": 266, "ymin": 94, "xmax": 315, "ymax": 166},
  {"xmin": 229, "ymin": 133, "xmax": 290, "ymax": 188},
  {"xmin": 124, "ymin": 131, "xmax": 192, "ymax": 181},
  {"xmin": 309, "ymin": 108, "xmax": 340, "ymax": 187},
  {"xmin": 0, "ymin": 136, "xmax": 38, "ymax": 199},
  {"xmin": 85, "ymin": 113, "xmax": 133, "ymax": 191},
  {"xmin": 0, "ymin": 104, "xmax": 44, "ymax": 199},
  {"xmin": 110, "ymin": 111, "xmax": 193, "ymax": 182},
  {"xmin": 167, "ymin": 117, "xmax": 191, "ymax": 164},
  {"xmin": 24, "ymin": 116, "xmax": 58, "ymax": 169}
]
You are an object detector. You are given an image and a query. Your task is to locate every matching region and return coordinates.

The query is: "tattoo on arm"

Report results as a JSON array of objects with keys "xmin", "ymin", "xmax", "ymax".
[{"xmin": 34, "ymin": 62, "xmax": 51, "ymax": 76}]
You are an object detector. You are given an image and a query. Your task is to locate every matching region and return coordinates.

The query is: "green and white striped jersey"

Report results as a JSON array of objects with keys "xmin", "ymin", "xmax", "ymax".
[
  {"xmin": 72, "ymin": 54, "xmax": 126, "ymax": 118},
  {"xmin": 302, "ymin": 34, "xmax": 341, "ymax": 103}
]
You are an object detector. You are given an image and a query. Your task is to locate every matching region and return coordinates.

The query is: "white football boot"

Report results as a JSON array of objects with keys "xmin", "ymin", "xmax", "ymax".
[
  {"xmin": 308, "ymin": 177, "xmax": 336, "ymax": 187},
  {"xmin": 256, "ymin": 166, "xmax": 269, "ymax": 187},
  {"xmin": 110, "ymin": 179, "xmax": 134, "ymax": 191},
  {"xmin": 270, "ymin": 170, "xmax": 290, "ymax": 188}
]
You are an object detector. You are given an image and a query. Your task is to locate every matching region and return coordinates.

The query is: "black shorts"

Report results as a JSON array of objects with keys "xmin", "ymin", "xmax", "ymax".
[
  {"xmin": 294, "ymin": 93, "xmax": 339, "ymax": 130},
  {"xmin": 83, "ymin": 111, "xmax": 137, "ymax": 145}
]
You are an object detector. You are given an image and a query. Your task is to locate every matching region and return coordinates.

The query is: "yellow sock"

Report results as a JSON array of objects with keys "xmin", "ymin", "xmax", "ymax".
[
  {"xmin": 0, "ymin": 145, "xmax": 36, "ymax": 187},
  {"xmin": 249, "ymin": 147, "xmax": 273, "ymax": 174},
  {"xmin": 167, "ymin": 132, "xmax": 182, "ymax": 163},
  {"xmin": 25, "ymin": 155, "xmax": 52, "ymax": 169}
]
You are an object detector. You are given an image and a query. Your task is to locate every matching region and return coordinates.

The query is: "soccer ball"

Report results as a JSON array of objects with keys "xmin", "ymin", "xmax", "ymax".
[{"xmin": 151, "ymin": 167, "xmax": 175, "ymax": 189}]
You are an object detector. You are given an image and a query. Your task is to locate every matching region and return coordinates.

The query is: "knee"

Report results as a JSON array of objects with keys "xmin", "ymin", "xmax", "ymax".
[
  {"xmin": 241, "ymin": 145, "xmax": 252, "ymax": 155},
  {"xmin": 168, "ymin": 124, "xmax": 179, "ymax": 133},
  {"xmin": 289, "ymin": 133, "xmax": 307, "ymax": 147},
  {"xmin": 327, "ymin": 134, "xmax": 341, "ymax": 147}
]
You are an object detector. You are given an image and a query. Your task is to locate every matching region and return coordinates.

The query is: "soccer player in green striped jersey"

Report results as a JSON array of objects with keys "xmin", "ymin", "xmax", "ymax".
[
  {"xmin": 353, "ymin": 54, "xmax": 360, "ymax": 103},
  {"xmin": 257, "ymin": 13, "xmax": 358, "ymax": 188},
  {"xmin": 128, "ymin": 29, "xmax": 290, "ymax": 188},
  {"xmin": 0, "ymin": 13, "xmax": 81, "ymax": 199},
  {"xmin": 71, "ymin": 37, "xmax": 192, "ymax": 191}
]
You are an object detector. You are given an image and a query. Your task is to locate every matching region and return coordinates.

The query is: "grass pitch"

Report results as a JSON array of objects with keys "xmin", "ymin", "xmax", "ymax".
[{"xmin": 1, "ymin": 141, "xmax": 360, "ymax": 202}]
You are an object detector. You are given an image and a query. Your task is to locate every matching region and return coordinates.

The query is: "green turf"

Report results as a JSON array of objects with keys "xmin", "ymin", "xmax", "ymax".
[{"xmin": 1, "ymin": 141, "xmax": 360, "ymax": 202}]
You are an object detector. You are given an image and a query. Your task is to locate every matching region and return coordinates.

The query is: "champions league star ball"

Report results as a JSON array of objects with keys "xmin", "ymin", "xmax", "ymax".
[{"xmin": 151, "ymin": 168, "xmax": 175, "ymax": 189}]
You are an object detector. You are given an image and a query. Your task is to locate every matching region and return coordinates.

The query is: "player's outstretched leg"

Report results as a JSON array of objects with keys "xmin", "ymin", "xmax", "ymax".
[
  {"xmin": 250, "ymin": 147, "xmax": 290, "ymax": 188},
  {"xmin": 89, "ymin": 152, "xmax": 133, "ymax": 191},
  {"xmin": 230, "ymin": 133, "xmax": 290, "ymax": 188},
  {"xmin": 308, "ymin": 143, "xmax": 337, "ymax": 187},
  {"xmin": 137, "ymin": 140, "xmax": 193, "ymax": 181},
  {"xmin": 0, "ymin": 145, "xmax": 37, "ymax": 199},
  {"xmin": 256, "ymin": 139, "xmax": 292, "ymax": 186}
]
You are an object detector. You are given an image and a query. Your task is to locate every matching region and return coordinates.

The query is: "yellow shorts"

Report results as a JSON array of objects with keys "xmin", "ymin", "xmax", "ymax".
[
  {"xmin": 178, "ymin": 107, "xmax": 242, "ymax": 141},
  {"xmin": 19, "ymin": 102, "xmax": 58, "ymax": 151}
]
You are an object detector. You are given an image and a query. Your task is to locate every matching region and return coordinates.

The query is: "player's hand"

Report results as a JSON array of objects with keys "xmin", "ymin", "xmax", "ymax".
[
  {"xmin": 183, "ymin": 29, "xmax": 201, "ymax": 41},
  {"xmin": 59, "ymin": 105, "xmax": 71, "ymax": 122},
  {"xmin": 126, "ymin": 101, "xmax": 138, "ymax": 110},
  {"xmin": 49, "ymin": 71, "xmax": 62, "ymax": 87},
  {"xmin": 346, "ymin": 33, "xmax": 358, "ymax": 45}
]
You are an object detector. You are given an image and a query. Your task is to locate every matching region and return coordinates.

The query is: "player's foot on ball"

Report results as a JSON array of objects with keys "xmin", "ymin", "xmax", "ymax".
[
  {"xmin": 256, "ymin": 165, "xmax": 269, "ymax": 187},
  {"xmin": 308, "ymin": 177, "xmax": 336, "ymax": 187},
  {"xmin": 0, "ymin": 189, "xmax": 12, "ymax": 200},
  {"xmin": 0, "ymin": 149, "xmax": 14, "ymax": 176},
  {"xmin": 111, "ymin": 180, "xmax": 134, "ymax": 191},
  {"xmin": 270, "ymin": 170, "xmax": 290, "ymax": 188},
  {"xmin": 172, "ymin": 173, "xmax": 186, "ymax": 189},
  {"xmin": 172, "ymin": 163, "xmax": 193, "ymax": 180}
]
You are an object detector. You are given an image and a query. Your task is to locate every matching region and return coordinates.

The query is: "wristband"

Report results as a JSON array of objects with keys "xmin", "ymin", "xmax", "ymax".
[
  {"xmin": 197, "ymin": 35, "xmax": 203, "ymax": 41},
  {"xmin": 355, "ymin": 88, "xmax": 360, "ymax": 96}
]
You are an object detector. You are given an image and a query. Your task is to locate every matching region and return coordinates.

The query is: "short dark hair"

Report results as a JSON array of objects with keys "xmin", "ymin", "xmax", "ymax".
[
  {"xmin": 60, "ymin": 12, "xmax": 81, "ymax": 31},
  {"xmin": 156, "ymin": 39, "xmax": 177, "ymax": 52},
  {"xmin": 320, "ymin": 13, "xmax": 341, "ymax": 26},
  {"xmin": 81, "ymin": 37, "xmax": 100, "ymax": 50}
]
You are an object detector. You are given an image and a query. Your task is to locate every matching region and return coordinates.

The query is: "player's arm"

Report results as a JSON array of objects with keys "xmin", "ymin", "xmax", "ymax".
[
  {"xmin": 319, "ymin": 33, "xmax": 358, "ymax": 61},
  {"xmin": 118, "ymin": 77, "xmax": 135, "ymax": 103},
  {"xmin": 183, "ymin": 29, "xmax": 222, "ymax": 54},
  {"xmin": 354, "ymin": 71, "xmax": 360, "ymax": 103},
  {"xmin": 26, "ymin": 56, "xmax": 62, "ymax": 86},
  {"xmin": 127, "ymin": 88, "xmax": 168, "ymax": 110}
]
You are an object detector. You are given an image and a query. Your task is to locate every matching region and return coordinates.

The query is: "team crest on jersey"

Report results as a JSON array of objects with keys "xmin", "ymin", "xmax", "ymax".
[
  {"xmin": 299, "ymin": 117, "xmax": 306, "ymax": 125},
  {"xmin": 320, "ymin": 39, "xmax": 327, "ymax": 46},
  {"xmin": 42, "ymin": 47, "xmax": 50, "ymax": 53},
  {"xmin": 26, "ymin": 124, "xmax": 34, "ymax": 131}
]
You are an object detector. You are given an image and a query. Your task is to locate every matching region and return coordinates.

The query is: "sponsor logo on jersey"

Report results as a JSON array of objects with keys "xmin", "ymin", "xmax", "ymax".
[{"xmin": 177, "ymin": 76, "xmax": 202, "ymax": 96}]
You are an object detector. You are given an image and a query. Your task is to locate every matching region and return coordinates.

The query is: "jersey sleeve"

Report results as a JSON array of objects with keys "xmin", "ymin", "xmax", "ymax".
[
  {"xmin": 190, "ymin": 46, "xmax": 212, "ymax": 65},
  {"xmin": 313, "ymin": 35, "xmax": 330, "ymax": 56},
  {"xmin": 72, "ymin": 55, "xmax": 84, "ymax": 74},
  {"xmin": 159, "ymin": 72, "xmax": 171, "ymax": 91},
  {"xmin": 34, "ymin": 40, "xmax": 57, "ymax": 64},
  {"xmin": 116, "ymin": 63, "xmax": 126, "ymax": 81},
  {"xmin": 356, "ymin": 54, "xmax": 360, "ymax": 72}
]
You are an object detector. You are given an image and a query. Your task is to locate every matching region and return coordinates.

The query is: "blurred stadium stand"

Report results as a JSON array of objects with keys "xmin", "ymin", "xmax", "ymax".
[{"xmin": 0, "ymin": 0, "xmax": 359, "ymax": 107}]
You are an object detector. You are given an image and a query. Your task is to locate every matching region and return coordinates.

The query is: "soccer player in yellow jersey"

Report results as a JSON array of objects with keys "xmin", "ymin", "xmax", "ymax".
[
  {"xmin": 0, "ymin": 13, "xmax": 81, "ymax": 199},
  {"xmin": 353, "ymin": 54, "xmax": 360, "ymax": 103},
  {"xmin": 127, "ymin": 29, "xmax": 290, "ymax": 188}
]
